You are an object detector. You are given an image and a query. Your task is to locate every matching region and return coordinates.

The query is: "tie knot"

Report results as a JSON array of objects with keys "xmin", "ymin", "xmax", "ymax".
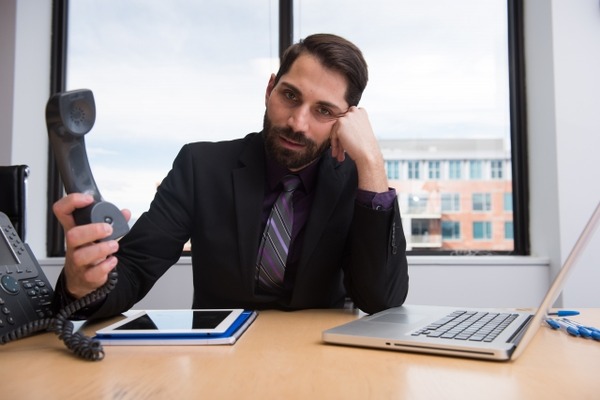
[{"xmin": 281, "ymin": 174, "xmax": 301, "ymax": 192}]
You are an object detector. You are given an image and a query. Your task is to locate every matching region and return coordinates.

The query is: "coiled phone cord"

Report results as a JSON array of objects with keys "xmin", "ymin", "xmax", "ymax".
[{"xmin": 0, "ymin": 269, "xmax": 118, "ymax": 361}]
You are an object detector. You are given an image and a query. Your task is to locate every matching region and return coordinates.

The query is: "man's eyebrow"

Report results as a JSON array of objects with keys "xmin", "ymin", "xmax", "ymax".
[
  {"xmin": 279, "ymin": 82, "xmax": 302, "ymax": 97},
  {"xmin": 279, "ymin": 81, "xmax": 346, "ymax": 113}
]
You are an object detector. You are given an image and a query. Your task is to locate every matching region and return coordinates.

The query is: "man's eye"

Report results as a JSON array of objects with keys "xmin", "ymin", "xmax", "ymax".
[
  {"xmin": 317, "ymin": 107, "xmax": 332, "ymax": 116},
  {"xmin": 283, "ymin": 90, "xmax": 298, "ymax": 102}
]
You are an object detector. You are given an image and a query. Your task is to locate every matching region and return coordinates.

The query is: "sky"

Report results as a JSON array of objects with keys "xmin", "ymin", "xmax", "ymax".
[{"xmin": 66, "ymin": 0, "xmax": 510, "ymax": 220}]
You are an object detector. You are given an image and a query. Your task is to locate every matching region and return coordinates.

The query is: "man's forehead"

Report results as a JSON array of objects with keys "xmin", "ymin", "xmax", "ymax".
[{"xmin": 278, "ymin": 54, "xmax": 349, "ymax": 109}]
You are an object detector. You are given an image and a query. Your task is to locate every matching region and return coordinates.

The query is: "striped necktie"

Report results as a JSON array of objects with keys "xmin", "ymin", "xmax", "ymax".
[{"xmin": 256, "ymin": 174, "xmax": 301, "ymax": 294}]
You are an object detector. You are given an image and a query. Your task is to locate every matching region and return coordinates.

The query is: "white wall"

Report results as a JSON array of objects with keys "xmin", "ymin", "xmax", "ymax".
[
  {"xmin": 0, "ymin": 0, "xmax": 51, "ymax": 254},
  {"xmin": 40, "ymin": 256, "xmax": 550, "ymax": 310},
  {"xmin": 0, "ymin": 0, "xmax": 16, "ymax": 163},
  {"xmin": 1, "ymin": 0, "xmax": 598, "ymax": 309},
  {"xmin": 525, "ymin": 0, "xmax": 600, "ymax": 307}
]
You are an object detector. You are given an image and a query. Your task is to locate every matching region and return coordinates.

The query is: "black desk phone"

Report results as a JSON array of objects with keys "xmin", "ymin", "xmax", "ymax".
[
  {"xmin": 0, "ymin": 89, "xmax": 127, "ymax": 361},
  {"xmin": 0, "ymin": 212, "xmax": 54, "ymax": 334}
]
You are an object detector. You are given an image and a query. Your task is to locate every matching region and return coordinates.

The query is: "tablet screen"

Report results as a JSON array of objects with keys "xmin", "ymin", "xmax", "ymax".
[{"xmin": 96, "ymin": 309, "xmax": 245, "ymax": 336}]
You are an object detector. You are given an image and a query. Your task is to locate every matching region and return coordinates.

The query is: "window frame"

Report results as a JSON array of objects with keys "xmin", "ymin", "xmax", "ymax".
[
  {"xmin": 448, "ymin": 160, "xmax": 462, "ymax": 180},
  {"xmin": 469, "ymin": 160, "xmax": 483, "ymax": 180},
  {"xmin": 428, "ymin": 161, "xmax": 440, "ymax": 180},
  {"xmin": 407, "ymin": 161, "xmax": 421, "ymax": 180},
  {"xmin": 504, "ymin": 221, "xmax": 514, "ymax": 240},
  {"xmin": 441, "ymin": 221, "xmax": 461, "ymax": 241},
  {"xmin": 441, "ymin": 193, "xmax": 460, "ymax": 213},
  {"xmin": 473, "ymin": 221, "xmax": 493, "ymax": 240},
  {"xmin": 472, "ymin": 193, "xmax": 492, "ymax": 212},
  {"xmin": 491, "ymin": 160, "xmax": 504, "ymax": 179},
  {"xmin": 47, "ymin": 0, "xmax": 529, "ymax": 257}
]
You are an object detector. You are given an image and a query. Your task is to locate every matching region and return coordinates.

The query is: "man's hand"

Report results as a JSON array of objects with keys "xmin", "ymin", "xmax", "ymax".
[
  {"xmin": 330, "ymin": 106, "xmax": 389, "ymax": 193},
  {"xmin": 53, "ymin": 193, "xmax": 131, "ymax": 299}
]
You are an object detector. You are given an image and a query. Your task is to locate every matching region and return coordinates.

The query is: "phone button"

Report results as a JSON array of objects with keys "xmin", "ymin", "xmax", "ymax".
[{"xmin": 0, "ymin": 275, "xmax": 20, "ymax": 295}]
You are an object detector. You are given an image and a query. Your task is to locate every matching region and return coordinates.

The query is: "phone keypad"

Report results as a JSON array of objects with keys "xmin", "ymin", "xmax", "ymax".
[{"xmin": 0, "ymin": 213, "xmax": 55, "ymax": 335}]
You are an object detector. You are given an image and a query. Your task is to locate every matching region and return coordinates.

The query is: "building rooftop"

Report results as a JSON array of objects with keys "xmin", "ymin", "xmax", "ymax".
[{"xmin": 379, "ymin": 137, "xmax": 510, "ymax": 159}]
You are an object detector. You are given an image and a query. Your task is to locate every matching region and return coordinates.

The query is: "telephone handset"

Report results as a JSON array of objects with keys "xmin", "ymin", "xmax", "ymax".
[
  {"xmin": 0, "ymin": 89, "xmax": 125, "ymax": 361},
  {"xmin": 46, "ymin": 89, "xmax": 129, "ymax": 240}
]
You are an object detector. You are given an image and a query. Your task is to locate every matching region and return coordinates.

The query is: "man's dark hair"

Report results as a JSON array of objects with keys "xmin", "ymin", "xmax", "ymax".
[{"xmin": 274, "ymin": 33, "xmax": 369, "ymax": 107}]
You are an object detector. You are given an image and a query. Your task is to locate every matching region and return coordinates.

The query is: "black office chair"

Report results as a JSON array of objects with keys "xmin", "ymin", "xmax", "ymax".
[{"xmin": 0, "ymin": 165, "xmax": 29, "ymax": 241}]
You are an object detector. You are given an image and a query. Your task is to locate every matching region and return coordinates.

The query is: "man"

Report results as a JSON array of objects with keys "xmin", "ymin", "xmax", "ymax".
[{"xmin": 52, "ymin": 33, "xmax": 409, "ymax": 318}]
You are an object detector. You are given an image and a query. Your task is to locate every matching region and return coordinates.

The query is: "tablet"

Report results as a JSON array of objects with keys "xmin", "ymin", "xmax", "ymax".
[
  {"xmin": 95, "ymin": 310, "xmax": 257, "ymax": 345},
  {"xmin": 95, "ymin": 309, "xmax": 245, "ymax": 337}
]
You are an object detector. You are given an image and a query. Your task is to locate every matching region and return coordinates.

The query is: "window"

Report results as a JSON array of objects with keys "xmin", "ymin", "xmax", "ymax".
[
  {"xmin": 491, "ymin": 160, "xmax": 504, "ymax": 179},
  {"xmin": 473, "ymin": 221, "xmax": 492, "ymax": 240},
  {"xmin": 472, "ymin": 193, "xmax": 491, "ymax": 212},
  {"xmin": 428, "ymin": 161, "xmax": 440, "ymax": 180},
  {"xmin": 442, "ymin": 221, "xmax": 460, "ymax": 240},
  {"xmin": 408, "ymin": 194, "xmax": 428, "ymax": 214},
  {"xmin": 448, "ymin": 161, "xmax": 462, "ymax": 180},
  {"xmin": 469, "ymin": 160, "xmax": 483, "ymax": 180},
  {"xmin": 50, "ymin": 0, "xmax": 528, "ymax": 256},
  {"xmin": 504, "ymin": 221, "xmax": 514, "ymax": 240},
  {"xmin": 63, "ymin": 1, "xmax": 276, "ymax": 227},
  {"xmin": 441, "ymin": 193, "xmax": 460, "ymax": 212},
  {"xmin": 386, "ymin": 160, "xmax": 400, "ymax": 180},
  {"xmin": 412, "ymin": 219, "xmax": 430, "ymax": 237},
  {"xmin": 504, "ymin": 192, "xmax": 513, "ymax": 212},
  {"xmin": 408, "ymin": 161, "xmax": 421, "ymax": 180}
]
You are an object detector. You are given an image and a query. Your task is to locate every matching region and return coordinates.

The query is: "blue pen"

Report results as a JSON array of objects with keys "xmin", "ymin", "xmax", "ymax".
[
  {"xmin": 545, "ymin": 318, "xmax": 560, "ymax": 330},
  {"xmin": 562, "ymin": 318, "xmax": 600, "ymax": 341},
  {"xmin": 548, "ymin": 310, "xmax": 580, "ymax": 317},
  {"xmin": 560, "ymin": 318, "xmax": 592, "ymax": 338},
  {"xmin": 549, "ymin": 318, "xmax": 580, "ymax": 337}
]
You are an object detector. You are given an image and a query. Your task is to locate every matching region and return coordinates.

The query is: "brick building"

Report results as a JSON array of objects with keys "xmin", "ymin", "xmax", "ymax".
[{"xmin": 381, "ymin": 138, "xmax": 513, "ymax": 252}]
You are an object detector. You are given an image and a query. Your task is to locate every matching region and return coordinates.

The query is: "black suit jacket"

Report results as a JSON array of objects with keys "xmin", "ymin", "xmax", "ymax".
[{"xmin": 71, "ymin": 132, "xmax": 408, "ymax": 318}]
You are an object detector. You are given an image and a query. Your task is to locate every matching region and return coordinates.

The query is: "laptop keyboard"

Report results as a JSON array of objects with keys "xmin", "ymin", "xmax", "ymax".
[{"xmin": 411, "ymin": 310, "xmax": 518, "ymax": 342}]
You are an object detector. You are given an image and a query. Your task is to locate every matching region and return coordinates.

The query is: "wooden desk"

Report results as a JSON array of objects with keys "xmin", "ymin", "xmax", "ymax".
[{"xmin": 2, "ymin": 309, "xmax": 599, "ymax": 399}]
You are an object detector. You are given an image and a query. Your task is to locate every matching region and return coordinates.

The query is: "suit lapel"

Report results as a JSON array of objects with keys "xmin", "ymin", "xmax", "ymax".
[
  {"xmin": 232, "ymin": 133, "xmax": 266, "ymax": 289},
  {"xmin": 299, "ymin": 156, "xmax": 347, "ymax": 268}
]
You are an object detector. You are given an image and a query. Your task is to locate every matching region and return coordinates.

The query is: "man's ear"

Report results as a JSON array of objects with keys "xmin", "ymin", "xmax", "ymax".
[{"xmin": 265, "ymin": 73, "xmax": 276, "ymax": 106}]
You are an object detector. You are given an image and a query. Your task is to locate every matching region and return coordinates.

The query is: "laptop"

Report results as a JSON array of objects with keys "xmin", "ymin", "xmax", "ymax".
[{"xmin": 323, "ymin": 202, "xmax": 600, "ymax": 361}]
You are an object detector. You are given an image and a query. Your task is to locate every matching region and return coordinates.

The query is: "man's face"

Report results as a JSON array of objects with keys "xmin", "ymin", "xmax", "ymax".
[{"xmin": 263, "ymin": 53, "xmax": 350, "ymax": 171}]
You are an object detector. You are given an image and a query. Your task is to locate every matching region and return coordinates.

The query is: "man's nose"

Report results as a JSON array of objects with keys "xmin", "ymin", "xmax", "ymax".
[{"xmin": 287, "ymin": 105, "xmax": 310, "ymax": 132}]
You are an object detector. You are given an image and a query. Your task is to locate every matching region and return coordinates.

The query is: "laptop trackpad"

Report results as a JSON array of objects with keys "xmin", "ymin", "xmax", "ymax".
[{"xmin": 371, "ymin": 313, "xmax": 425, "ymax": 324}]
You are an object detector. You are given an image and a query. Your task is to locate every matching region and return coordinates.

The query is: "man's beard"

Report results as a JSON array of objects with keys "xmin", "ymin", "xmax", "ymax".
[{"xmin": 263, "ymin": 112, "xmax": 331, "ymax": 170}]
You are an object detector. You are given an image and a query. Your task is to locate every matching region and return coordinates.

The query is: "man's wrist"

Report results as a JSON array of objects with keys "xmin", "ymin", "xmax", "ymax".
[{"xmin": 356, "ymin": 188, "xmax": 397, "ymax": 210}]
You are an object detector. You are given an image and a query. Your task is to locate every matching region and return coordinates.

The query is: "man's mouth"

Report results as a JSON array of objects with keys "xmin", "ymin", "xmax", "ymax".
[{"xmin": 279, "ymin": 134, "xmax": 306, "ymax": 149}]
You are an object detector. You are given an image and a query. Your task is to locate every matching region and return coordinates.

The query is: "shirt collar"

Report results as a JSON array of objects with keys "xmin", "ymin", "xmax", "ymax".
[{"xmin": 265, "ymin": 152, "xmax": 321, "ymax": 194}]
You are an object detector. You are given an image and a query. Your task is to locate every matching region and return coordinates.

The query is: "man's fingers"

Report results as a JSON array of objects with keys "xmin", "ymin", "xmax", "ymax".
[
  {"xmin": 65, "ymin": 222, "xmax": 114, "ymax": 248},
  {"xmin": 68, "ymin": 238, "xmax": 119, "ymax": 268},
  {"xmin": 65, "ymin": 255, "xmax": 118, "ymax": 298},
  {"xmin": 52, "ymin": 193, "xmax": 95, "ymax": 229}
]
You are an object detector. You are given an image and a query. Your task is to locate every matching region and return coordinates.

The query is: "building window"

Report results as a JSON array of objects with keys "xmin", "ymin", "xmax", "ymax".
[
  {"xmin": 441, "ymin": 193, "xmax": 460, "ymax": 212},
  {"xmin": 469, "ymin": 160, "xmax": 483, "ymax": 180},
  {"xmin": 412, "ymin": 219, "xmax": 429, "ymax": 237},
  {"xmin": 428, "ymin": 161, "xmax": 440, "ymax": 180},
  {"xmin": 448, "ymin": 160, "xmax": 462, "ymax": 180},
  {"xmin": 473, "ymin": 221, "xmax": 492, "ymax": 240},
  {"xmin": 408, "ymin": 194, "xmax": 428, "ymax": 214},
  {"xmin": 505, "ymin": 221, "xmax": 514, "ymax": 240},
  {"xmin": 504, "ymin": 192, "xmax": 513, "ymax": 212},
  {"xmin": 442, "ymin": 221, "xmax": 460, "ymax": 240},
  {"xmin": 472, "ymin": 193, "xmax": 491, "ymax": 212},
  {"xmin": 386, "ymin": 160, "xmax": 400, "ymax": 180},
  {"xmin": 408, "ymin": 161, "xmax": 420, "ymax": 180},
  {"xmin": 491, "ymin": 160, "xmax": 504, "ymax": 179}
]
